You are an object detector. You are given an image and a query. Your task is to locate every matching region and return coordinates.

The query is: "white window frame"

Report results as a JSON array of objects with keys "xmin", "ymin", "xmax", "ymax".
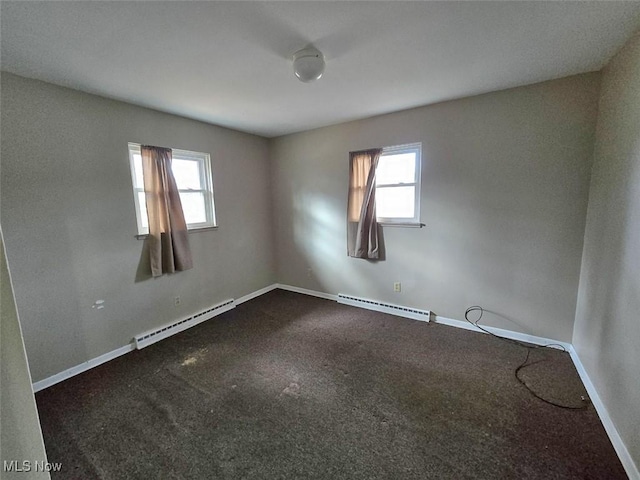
[
  {"xmin": 375, "ymin": 142, "xmax": 422, "ymax": 226},
  {"xmin": 128, "ymin": 143, "xmax": 217, "ymax": 236}
]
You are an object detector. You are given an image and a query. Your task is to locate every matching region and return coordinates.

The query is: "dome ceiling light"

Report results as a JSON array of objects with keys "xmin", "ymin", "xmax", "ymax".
[{"xmin": 292, "ymin": 46, "xmax": 325, "ymax": 83}]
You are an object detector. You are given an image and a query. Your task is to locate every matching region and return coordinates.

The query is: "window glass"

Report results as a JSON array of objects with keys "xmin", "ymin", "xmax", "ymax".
[
  {"xmin": 376, "ymin": 186, "xmax": 415, "ymax": 218},
  {"xmin": 128, "ymin": 143, "xmax": 216, "ymax": 235},
  {"xmin": 374, "ymin": 143, "xmax": 421, "ymax": 225},
  {"xmin": 137, "ymin": 191, "xmax": 148, "ymax": 229},
  {"xmin": 172, "ymin": 159, "xmax": 201, "ymax": 190},
  {"xmin": 376, "ymin": 153, "xmax": 415, "ymax": 185},
  {"xmin": 133, "ymin": 154, "xmax": 144, "ymax": 189},
  {"xmin": 179, "ymin": 192, "xmax": 207, "ymax": 224}
]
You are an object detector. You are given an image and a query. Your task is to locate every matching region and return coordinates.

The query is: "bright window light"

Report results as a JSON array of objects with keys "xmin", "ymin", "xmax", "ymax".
[
  {"xmin": 375, "ymin": 143, "xmax": 421, "ymax": 225},
  {"xmin": 128, "ymin": 143, "xmax": 217, "ymax": 236}
]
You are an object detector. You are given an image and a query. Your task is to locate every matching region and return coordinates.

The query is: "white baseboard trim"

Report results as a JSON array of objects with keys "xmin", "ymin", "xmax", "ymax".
[
  {"xmin": 134, "ymin": 299, "xmax": 235, "ymax": 350},
  {"xmin": 434, "ymin": 314, "xmax": 636, "ymax": 479},
  {"xmin": 32, "ymin": 284, "xmax": 278, "ymax": 392},
  {"xmin": 433, "ymin": 315, "xmax": 572, "ymax": 350},
  {"xmin": 338, "ymin": 293, "xmax": 431, "ymax": 323},
  {"xmin": 32, "ymin": 343, "xmax": 134, "ymax": 393},
  {"xmin": 30, "ymin": 283, "xmax": 638, "ymax": 478},
  {"xmin": 236, "ymin": 284, "xmax": 278, "ymax": 305},
  {"xmin": 569, "ymin": 346, "xmax": 639, "ymax": 480},
  {"xmin": 276, "ymin": 284, "xmax": 338, "ymax": 301}
]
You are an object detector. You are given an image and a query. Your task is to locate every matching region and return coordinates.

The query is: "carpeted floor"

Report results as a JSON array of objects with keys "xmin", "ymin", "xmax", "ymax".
[{"xmin": 35, "ymin": 290, "xmax": 626, "ymax": 479}]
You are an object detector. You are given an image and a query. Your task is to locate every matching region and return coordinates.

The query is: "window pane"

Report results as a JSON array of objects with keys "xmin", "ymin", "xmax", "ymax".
[
  {"xmin": 179, "ymin": 191, "xmax": 207, "ymax": 224},
  {"xmin": 376, "ymin": 153, "xmax": 415, "ymax": 185},
  {"xmin": 137, "ymin": 191, "xmax": 148, "ymax": 229},
  {"xmin": 129, "ymin": 144, "xmax": 216, "ymax": 234},
  {"xmin": 133, "ymin": 154, "xmax": 144, "ymax": 189},
  {"xmin": 376, "ymin": 186, "xmax": 415, "ymax": 219},
  {"xmin": 172, "ymin": 159, "xmax": 202, "ymax": 190}
]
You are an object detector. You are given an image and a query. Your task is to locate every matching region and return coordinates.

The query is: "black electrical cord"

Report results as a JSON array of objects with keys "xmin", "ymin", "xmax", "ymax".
[{"xmin": 465, "ymin": 306, "xmax": 588, "ymax": 410}]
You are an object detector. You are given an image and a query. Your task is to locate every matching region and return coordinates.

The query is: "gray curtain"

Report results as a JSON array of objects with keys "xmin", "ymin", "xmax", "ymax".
[
  {"xmin": 347, "ymin": 148, "xmax": 382, "ymax": 258},
  {"xmin": 141, "ymin": 145, "xmax": 193, "ymax": 277}
]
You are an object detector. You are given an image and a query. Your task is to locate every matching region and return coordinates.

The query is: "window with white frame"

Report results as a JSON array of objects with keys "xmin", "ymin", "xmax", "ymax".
[
  {"xmin": 128, "ymin": 143, "xmax": 217, "ymax": 235},
  {"xmin": 375, "ymin": 143, "xmax": 421, "ymax": 225}
]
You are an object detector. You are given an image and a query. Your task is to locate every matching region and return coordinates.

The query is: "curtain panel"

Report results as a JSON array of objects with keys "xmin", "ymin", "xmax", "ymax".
[
  {"xmin": 347, "ymin": 148, "xmax": 382, "ymax": 259},
  {"xmin": 141, "ymin": 145, "xmax": 193, "ymax": 277}
]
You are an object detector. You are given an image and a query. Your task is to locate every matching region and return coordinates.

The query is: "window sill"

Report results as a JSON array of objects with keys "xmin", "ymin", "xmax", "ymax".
[
  {"xmin": 135, "ymin": 226, "xmax": 218, "ymax": 240},
  {"xmin": 378, "ymin": 222, "xmax": 424, "ymax": 228}
]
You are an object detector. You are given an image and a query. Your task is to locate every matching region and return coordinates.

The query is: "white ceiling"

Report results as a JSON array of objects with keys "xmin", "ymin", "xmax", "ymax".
[{"xmin": 2, "ymin": 1, "xmax": 640, "ymax": 138}]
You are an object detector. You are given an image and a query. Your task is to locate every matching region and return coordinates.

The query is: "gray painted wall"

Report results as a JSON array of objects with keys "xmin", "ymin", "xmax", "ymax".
[
  {"xmin": 1, "ymin": 229, "xmax": 50, "ymax": 479},
  {"xmin": 574, "ymin": 33, "xmax": 640, "ymax": 470},
  {"xmin": 1, "ymin": 47, "xmax": 636, "ymax": 475},
  {"xmin": 1, "ymin": 73, "xmax": 276, "ymax": 383},
  {"xmin": 270, "ymin": 73, "xmax": 601, "ymax": 342}
]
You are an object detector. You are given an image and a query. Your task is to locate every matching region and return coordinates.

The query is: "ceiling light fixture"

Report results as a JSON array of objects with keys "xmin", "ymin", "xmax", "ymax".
[{"xmin": 292, "ymin": 46, "xmax": 325, "ymax": 83}]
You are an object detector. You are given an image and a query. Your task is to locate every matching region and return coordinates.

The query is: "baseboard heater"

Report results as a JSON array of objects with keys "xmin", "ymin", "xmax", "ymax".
[
  {"xmin": 133, "ymin": 298, "xmax": 235, "ymax": 349},
  {"xmin": 337, "ymin": 294, "xmax": 431, "ymax": 322}
]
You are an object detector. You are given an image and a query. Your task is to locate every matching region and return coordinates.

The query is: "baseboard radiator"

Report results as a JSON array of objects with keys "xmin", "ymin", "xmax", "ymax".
[
  {"xmin": 133, "ymin": 299, "xmax": 235, "ymax": 349},
  {"xmin": 337, "ymin": 294, "xmax": 431, "ymax": 322}
]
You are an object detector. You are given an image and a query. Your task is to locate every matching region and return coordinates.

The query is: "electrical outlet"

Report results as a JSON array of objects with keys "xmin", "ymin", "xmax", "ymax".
[
  {"xmin": 91, "ymin": 300, "xmax": 105, "ymax": 310},
  {"xmin": 174, "ymin": 296, "xmax": 181, "ymax": 306},
  {"xmin": 393, "ymin": 282, "xmax": 401, "ymax": 292}
]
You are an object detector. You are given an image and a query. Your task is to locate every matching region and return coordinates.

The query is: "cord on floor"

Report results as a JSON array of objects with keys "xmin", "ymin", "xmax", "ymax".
[{"xmin": 464, "ymin": 306, "xmax": 588, "ymax": 410}]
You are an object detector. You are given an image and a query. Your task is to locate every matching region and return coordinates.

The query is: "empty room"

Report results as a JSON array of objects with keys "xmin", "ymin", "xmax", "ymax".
[{"xmin": 1, "ymin": 1, "xmax": 639, "ymax": 479}]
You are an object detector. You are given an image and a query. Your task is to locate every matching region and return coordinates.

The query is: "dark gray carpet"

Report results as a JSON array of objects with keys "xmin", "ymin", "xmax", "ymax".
[{"xmin": 36, "ymin": 290, "xmax": 626, "ymax": 479}]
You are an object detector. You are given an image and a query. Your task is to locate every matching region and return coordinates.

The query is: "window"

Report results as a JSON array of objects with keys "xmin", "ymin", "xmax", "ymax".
[
  {"xmin": 128, "ymin": 143, "xmax": 217, "ymax": 235},
  {"xmin": 375, "ymin": 143, "xmax": 421, "ymax": 225}
]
